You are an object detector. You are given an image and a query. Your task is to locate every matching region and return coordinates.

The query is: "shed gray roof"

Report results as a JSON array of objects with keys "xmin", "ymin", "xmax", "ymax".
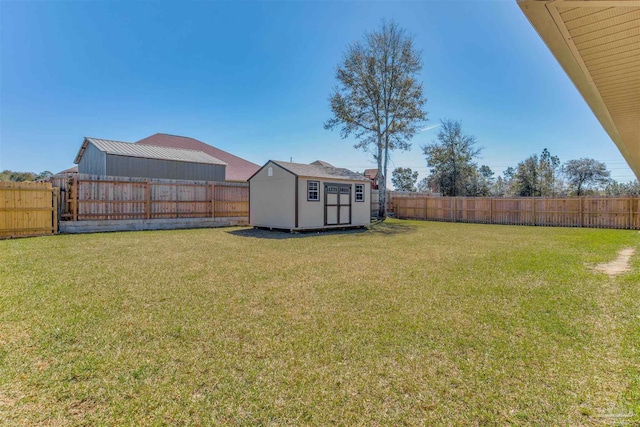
[
  {"xmin": 74, "ymin": 137, "xmax": 227, "ymax": 166},
  {"xmin": 267, "ymin": 160, "xmax": 369, "ymax": 182},
  {"xmin": 310, "ymin": 160, "xmax": 334, "ymax": 167}
]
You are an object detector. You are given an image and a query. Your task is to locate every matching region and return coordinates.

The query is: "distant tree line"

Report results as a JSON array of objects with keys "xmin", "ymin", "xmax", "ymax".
[
  {"xmin": 0, "ymin": 170, "xmax": 53, "ymax": 182},
  {"xmin": 390, "ymin": 119, "xmax": 638, "ymax": 196}
]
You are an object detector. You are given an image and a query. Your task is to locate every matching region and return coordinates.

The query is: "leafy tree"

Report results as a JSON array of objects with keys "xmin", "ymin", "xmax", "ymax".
[
  {"xmin": 503, "ymin": 166, "xmax": 516, "ymax": 181},
  {"xmin": 605, "ymin": 180, "xmax": 640, "ymax": 196},
  {"xmin": 491, "ymin": 176, "xmax": 506, "ymax": 197},
  {"xmin": 416, "ymin": 177, "xmax": 430, "ymax": 193},
  {"xmin": 0, "ymin": 170, "xmax": 38, "ymax": 182},
  {"xmin": 497, "ymin": 167, "xmax": 517, "ymax": 196},
  {"xmin": 422, "ymin": 119, "xmax": 481, "ymax": 196},
  {"xmin": 479, "ymin": 165, "xmax": 494, "ymax": 181},
  {"xmin": 513, "ymin": 154, "xmax": 539, "ymax": 196},
  {"xmin": 325, "ymin": 20, "xmax": 428, "ymax": 218},
  {"xmin": 562, "ymin": 158, "xmax": 610, "ymax": 196},
  {"xmin": 538, "ymin": 148, "xmax": 561, "ymax": 196},
  {"xmin": 391, "ymin": 167, "xmax": 418, "ymax": 192},
  {"xmin": 464, "ymin": 165, "xmax": 494, "ymax": 196},
  {"xmin": 35, "ymin": 171, "xmax": 53, "ymax": 181},
  {"xmin": 512, "ymin": 149, "xmax": 561, "ymax": 197}
]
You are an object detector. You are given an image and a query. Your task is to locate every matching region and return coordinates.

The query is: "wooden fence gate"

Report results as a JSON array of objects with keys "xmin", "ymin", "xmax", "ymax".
[{"xmin": 0, "ymin": 182, "xmax": 59, "ymax": 238}]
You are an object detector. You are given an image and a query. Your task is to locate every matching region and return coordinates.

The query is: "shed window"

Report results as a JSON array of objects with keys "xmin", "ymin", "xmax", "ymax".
[
  {"xmin": 340, "ymin": 187, "xmax": 350, "ymax": 194},
  {"xmin": 268, "ymin": 167, "xmax": 273, "ymax": 177},
  {"xmin": 308, "ymin": 181, "xmax": 319, "ymax": 201},
  {"xmin": 355, "ymin": 184, "xmax": 364, "ymax": 202}
]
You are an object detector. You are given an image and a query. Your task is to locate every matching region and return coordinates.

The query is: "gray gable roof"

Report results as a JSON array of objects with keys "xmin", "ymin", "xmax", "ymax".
[
  {"xmin": 75, "ymin": 138, "xmax": 227, "ymax": 166},
  {"xmin": 267, "ymin": 160, "xmax": 369, "ymax": 182},
  {"xmin": 310, "ymin": 160, "xmax": 334, "ymax": 167}
]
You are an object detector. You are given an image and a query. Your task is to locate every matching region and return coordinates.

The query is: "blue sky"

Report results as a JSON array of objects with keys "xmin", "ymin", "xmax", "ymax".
[{"xmin": 1, "ymin": 0, "xmax": 636, "ymax": 183}]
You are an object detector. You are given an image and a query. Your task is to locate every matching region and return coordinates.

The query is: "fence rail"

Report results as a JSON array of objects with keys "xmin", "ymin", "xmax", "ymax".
[
  {"xmin": 52, "ymin": 174, "xmax": 248, "ymax": 221},
  {"xmin": 0, "ymin": 181, "xmax": 58, "ymax": 238},
  {"xmin": 393, "ymin": 194, "xmax": 640, "ymax": 230}
]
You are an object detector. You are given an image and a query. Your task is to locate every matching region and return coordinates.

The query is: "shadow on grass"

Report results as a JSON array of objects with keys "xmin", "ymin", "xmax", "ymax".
[
  {"xmin": 368, "ymin": 219, "xmax": 417, "ymax": 236},
  {"xmin": 227, "ymin": 227, "xmax": 369, "ymax": 240},
  {"xmin": 227, "ymin": 220, "xmax": 417, "ymax": 240}
]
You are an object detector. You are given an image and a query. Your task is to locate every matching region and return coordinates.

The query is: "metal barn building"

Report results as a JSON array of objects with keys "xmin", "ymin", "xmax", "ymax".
[
  {"xmin": 74, "ymin": 137, "xmax": 226, "ymax": 181},
  {"xmin": 249, "ymin": 160, "xmax": 371, "ymax": 231},
  {"xmin": 136, "ymin": 133, "xmax": 260, "ymax": 182}
]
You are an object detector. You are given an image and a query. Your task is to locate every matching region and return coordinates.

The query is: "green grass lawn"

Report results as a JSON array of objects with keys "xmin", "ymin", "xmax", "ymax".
[{"xmin": 1, "ymin": 220, "xmax": 639, "ymax": 426}]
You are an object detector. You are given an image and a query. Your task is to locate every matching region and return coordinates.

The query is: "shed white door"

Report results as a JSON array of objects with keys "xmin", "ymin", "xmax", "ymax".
[{"xmin": 325, "ymin": 184, "xmax": 351, "ymax": 226}]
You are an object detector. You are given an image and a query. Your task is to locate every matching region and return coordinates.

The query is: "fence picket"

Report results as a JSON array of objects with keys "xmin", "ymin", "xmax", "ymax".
[
  {"xmin": 52, "ymin": 174, "xmax": 248, "ymax": 221},
  {"xmin": 393, "ymin": 194, "xmax": 639, "ymax": 230},
  {"xmin": 0, "ymin": 181, "xmax": 57, "ymax": 238}
]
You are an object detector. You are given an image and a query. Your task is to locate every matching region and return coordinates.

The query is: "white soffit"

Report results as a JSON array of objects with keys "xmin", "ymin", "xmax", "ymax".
[{"xmin": 518, "ymin": 0, "xmax": 640, "ymax": 180}]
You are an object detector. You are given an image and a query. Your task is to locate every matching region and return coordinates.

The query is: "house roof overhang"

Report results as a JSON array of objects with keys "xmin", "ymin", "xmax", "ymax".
[{"xmin": 518, "ymin": 0, "xmax": 640, "ymax": 180}]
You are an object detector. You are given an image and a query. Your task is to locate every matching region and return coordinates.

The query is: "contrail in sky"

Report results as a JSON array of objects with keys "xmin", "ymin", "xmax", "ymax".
[{"xmin": 419, "ymin": 124, "xmax": 440, "ymax": 132}]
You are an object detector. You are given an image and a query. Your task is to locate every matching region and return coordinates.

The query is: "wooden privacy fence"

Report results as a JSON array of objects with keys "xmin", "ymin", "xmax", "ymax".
[
  {"xmin": 393, "ymin": 194, "xmax": 640, "ymax": 229},
  {"xmin": 371, "ymin": 190, "xmax": 395, "ymax": 216},
  {"xmin": 0, "ymin": 181, "xmax": 59, "ymax": 238},
  {"xmin": 52, "ymin": 174, "xmax": 248, "ymax": 221}
]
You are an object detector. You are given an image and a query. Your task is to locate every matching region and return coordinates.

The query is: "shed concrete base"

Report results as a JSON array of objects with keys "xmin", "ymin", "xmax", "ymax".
[{"xmin": 60, "ymin": 217, "xmax": 248, "ymax": 234}]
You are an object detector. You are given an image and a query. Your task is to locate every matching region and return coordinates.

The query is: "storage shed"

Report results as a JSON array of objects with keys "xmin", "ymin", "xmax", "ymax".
[
  {"xmin": 249, "ymin": 160, "xmax": 371, "ymax": 231},
  {"xmin": 74, "ymin": 137, "xmax": 226, "ymax": 181}
]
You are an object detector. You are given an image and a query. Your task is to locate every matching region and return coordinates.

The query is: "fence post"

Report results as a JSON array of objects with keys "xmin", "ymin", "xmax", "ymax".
[
  {"xmin": 211, "ymin": 183, "xmax": 216, "ymax": 218},
  {"xmin": 579, "ymin": 197, "xmax": 583, "ymax": 228},
  {"xmin": 145, "ymin": 181, "xmax": 151, "ymax": 219},
  {"xmin": 73, "ymin": 175, "xmax": 78, "ymax": 222},
  {"xmin": 629, "ymin": 196, "xmax": 633, "ymax": 230}
]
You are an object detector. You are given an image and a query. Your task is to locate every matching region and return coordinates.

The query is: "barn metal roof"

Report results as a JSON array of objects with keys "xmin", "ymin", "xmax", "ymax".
[
  {"xmin": 258, "ymin": 160, "xmax": 370, "ymax": 182},
  {"xmin": 518, "ymin": 0, "xmax": 640, "ymax": 180},
  {"xmin": 74, "ymin": 138, "xmax": 227, "ymax": 166}
]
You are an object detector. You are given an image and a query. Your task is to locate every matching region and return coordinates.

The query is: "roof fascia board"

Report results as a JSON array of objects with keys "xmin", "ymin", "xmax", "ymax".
[
  {"xmin": 518, "ymin": 0, "xmax": 635, "ymax": 174},
  {"xmin": 546, "ymin": 1, "xmax": 640, "ymax": 6},
  {"xmin": 297, "ymin": 175, "xmax": 370, "ymax": 182},
  {"xmin": 247, "ymin": 160, "xmax": 298, "ymax": 181},
  {"xmin": 74, "ymin": 138, "xmax": 90, "ymax": 164}
]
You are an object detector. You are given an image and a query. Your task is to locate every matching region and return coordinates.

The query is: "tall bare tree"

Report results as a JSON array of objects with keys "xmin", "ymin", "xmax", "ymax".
[{"xmin": 325, "ymin": 20, "xmax": 428, "ymax": 218}]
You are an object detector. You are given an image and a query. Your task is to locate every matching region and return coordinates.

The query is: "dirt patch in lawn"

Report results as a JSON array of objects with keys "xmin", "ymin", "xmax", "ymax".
[{"xmin": 593, "ymin": 247, "xmax": 636, "ymax": 276}]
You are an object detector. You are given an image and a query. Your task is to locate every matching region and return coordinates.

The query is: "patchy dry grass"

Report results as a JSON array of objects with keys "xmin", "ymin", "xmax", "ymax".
[{"xmin": 1, "ymin": 220, "xmax": 639, "ymax": 426}]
